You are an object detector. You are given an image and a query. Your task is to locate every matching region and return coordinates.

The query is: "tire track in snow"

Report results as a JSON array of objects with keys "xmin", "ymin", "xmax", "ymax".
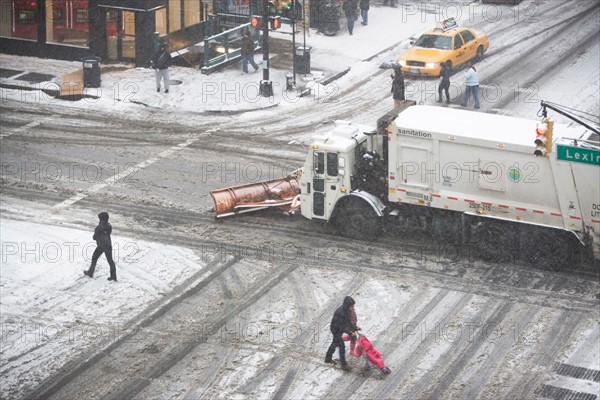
[
  {"xmin": 509, "ymin": 309, "xmax": 585, "ymax": 399},
  {"xmin": 236, "ymin": 273, "xmax": 365, "ymax": 396},
  {"xmin": 100, "ymin": 262, "xmax": 300, "ymax": 400},
  {"xmin": 407, "ymin": 301, "xmax": 514, "ymax": 399},
  {"xmin": 21, "ymin": 256, "xmax": 237, "ymax": 400}
]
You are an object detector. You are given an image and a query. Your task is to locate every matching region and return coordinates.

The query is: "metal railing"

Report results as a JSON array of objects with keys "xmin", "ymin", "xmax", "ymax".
[{"xmin": 202, "ymin": 22, "xmax": 261, "ymax": 72}]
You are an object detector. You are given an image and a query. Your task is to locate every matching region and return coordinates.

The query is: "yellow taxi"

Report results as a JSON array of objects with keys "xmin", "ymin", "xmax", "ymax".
[{"xmin": 397, "ymin": 18, "xmax": 489, "ymax": 77}]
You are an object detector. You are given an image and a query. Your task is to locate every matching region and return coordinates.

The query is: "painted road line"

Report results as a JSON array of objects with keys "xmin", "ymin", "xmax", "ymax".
[{"xmin": 53, "ymin": 137, "xmax": 199, "ymax": 209}]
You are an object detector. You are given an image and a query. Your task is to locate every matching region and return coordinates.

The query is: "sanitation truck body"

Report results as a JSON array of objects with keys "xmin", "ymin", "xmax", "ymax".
[
  {"xmin": 210, "ymin": 101, "xmax": 599, "ymax": 262},
  {"xmin": 297, "ymin": 102, "xmax": 600, "ymax": 261}
]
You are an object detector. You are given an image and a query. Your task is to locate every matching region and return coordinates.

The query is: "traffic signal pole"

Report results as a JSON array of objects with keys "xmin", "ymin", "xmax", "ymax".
[{"xmin": 259, "ymin": 0, "xmax": 273, "ymax": 97}]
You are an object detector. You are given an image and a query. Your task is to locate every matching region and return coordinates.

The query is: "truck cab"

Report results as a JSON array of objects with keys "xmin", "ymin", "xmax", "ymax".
[
  {"xmin": 299, "ymin": 122, "xmax": 361, "ymax": 221},
  {"xmin": 298, "ymin": 119, "xmax": 390, "ymax": 237}
]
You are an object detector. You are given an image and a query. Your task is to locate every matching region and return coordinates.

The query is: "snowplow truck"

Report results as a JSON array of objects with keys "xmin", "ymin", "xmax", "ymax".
[
  {"xmin": 296, "ymin": 101, "xmax": 599, "ymax": 263},
  {"xmin": 210, "ymin": 101, "xmax": 599, "ymax": 264}
]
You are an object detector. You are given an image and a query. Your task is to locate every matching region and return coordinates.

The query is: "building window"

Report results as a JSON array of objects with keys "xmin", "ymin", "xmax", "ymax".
[
  {"xmin": 74, "ymin": 8, "xmax": 86, "ymax": 23},
  {"xmin": 0, "ymin": 0, "xmax": 39, "ymax": 40},
  {"xmin": 18, "ymin": 9, "xmax": 35, "ymax": 23},
  {"xmin": 45, "ymin": 0, "xmax": 89, "ymax": 47},
  {"xmin": 184, "ymin": 0, "xmax": 201, "ymax": 27},
  {"xmin": 52, "ymin": 7, "xmax": 63, "ymax": 22}
]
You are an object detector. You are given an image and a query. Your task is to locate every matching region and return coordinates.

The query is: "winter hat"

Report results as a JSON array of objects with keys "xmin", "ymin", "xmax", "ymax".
[
  {"xmin": 98, "ymin": 212, "xmax": 109, "ymax": 222},
  {"xmin": 343, "ymin": 296, "xmax": 355, "ymax": 309}
]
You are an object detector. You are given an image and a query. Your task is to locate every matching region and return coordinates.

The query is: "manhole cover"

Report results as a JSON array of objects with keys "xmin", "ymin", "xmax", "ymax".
[
  {"xmin": 0, "ymin": 68, "xmax": 22, "ymax": 78},
  {"xmin": 169, "ymin": 79, "xmax": 183, "ymax": 85},
  {"xmin": 16, "ymin": 72, "xmax": 56, "ymax": 83}
]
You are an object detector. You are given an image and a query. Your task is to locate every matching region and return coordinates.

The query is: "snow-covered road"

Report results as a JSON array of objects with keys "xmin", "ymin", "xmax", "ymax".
[{"xmin": 1, "ymin": 0, "xmax": 599, "ymax": 399}]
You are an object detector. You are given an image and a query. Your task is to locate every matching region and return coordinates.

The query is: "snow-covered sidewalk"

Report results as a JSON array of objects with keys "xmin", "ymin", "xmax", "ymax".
[
  {"xmin": 0, "ymin": 202, "xmax": 207, "ymax": 398},
  {"xmin": 0, "ymin": 5, "xmax": 435, "ymax": 115}
]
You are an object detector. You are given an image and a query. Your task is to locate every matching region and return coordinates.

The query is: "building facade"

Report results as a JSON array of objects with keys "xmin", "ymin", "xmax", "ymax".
[{"xmin": 0, "ymin": 0, "xmax": 211, "ymax": 67}]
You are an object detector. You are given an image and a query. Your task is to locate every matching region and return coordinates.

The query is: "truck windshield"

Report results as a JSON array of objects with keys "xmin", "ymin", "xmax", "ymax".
[
  {"xmin": 327, "ymin": 153, "xmax": 338, "ymax": 176},
  {"xmin": 314, "ymin": 152, "xmax": 324, "ymax": 174}
]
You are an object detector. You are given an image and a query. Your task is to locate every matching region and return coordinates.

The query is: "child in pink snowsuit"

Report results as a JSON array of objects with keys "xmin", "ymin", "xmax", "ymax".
[{"xmin": 356, "ymin": 335, "xmax": 385, "ymax": 369}]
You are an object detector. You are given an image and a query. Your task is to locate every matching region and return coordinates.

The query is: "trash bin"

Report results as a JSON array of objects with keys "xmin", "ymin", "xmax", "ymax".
[
  {"xmin": 82, "ymin": 57, "xmax": 101, "ymax": 88},
  {"xmin": 294, "ymin": 46, "xmax": 311, "ymax": 75}
]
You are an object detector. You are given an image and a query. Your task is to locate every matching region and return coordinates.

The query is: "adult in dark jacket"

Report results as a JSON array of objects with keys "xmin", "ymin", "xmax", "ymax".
[
  {"xmin": 391, "ymin": 65, "xmax": 405, "ymax": 108},
  {"xmin": 325, "ymin": 296, "xmax": 357, "ymax": 371},
  {"xmin": 342, "ymin": 0, "xmax": 358, "ymax": 35},
  {"xmin": 241, "ymin": 30, "xmax": 259, "ymax": 74},
  {"xmin": 152, "ymin": 42, "xmax": 172, "ymax": 93},
  {"xmin": 84, "ymin": 212, "xmax": 117, "ymax": 281},
  {"xmin": 438, "ymin": 60, "xmax": 452, "ymax": 103},
  {"xmin": 359, "ymin": 0, "xmax": 369, "ymax": 25}
]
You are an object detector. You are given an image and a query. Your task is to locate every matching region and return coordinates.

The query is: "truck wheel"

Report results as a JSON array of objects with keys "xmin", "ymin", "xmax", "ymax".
[
  {"xmin": 333, "ymin": 197, "xmax": 382, "ymax": 241},
  {"xmin": 469, "ymin": 219, "xmax": 510, "ymax": 262}
]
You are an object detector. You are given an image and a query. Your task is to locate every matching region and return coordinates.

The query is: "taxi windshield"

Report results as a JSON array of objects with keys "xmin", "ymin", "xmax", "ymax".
[{"xmin": 414, "ymin": 34, "xmax": 452, "ymax": 50}]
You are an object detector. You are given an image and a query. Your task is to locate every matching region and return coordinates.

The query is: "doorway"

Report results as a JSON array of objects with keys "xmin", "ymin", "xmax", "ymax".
[{"xmin": 105, "ymin": 9, "xmax": 136, "ymax": 62}]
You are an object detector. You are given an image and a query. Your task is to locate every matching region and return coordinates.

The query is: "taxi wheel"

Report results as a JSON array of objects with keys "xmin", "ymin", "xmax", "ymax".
[{"xmin": 476, "ymin": 46, "xmax": 484, "ymax": 61}]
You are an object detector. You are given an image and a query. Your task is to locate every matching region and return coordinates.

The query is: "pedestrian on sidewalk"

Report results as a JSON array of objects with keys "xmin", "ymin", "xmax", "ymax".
[
  {"xmin": 84, "ymin": 212, "xmax": 117, "ymax": 282},
  {"xmin": 438, "ymin": 60, "xmax": 452, "ymax": 103},
  {"xmin": 391, "ymin": 65, "xmax": 405, "ymax": 108},
  {"xmin": 461, "ymin": 63, "xmax": 480, "ymax": 109},
  {"xmin": 343, "ymin": 0, "xmax": 358, "ymax": 35},
  {"xmin": 241, "ymin": 30, "xmax": 259, "ymax": 74},
  {"xmin": 152, "ymin": 42, "xmax": 172, "ymax": 93},
  {"xmin": 325, "ymin": 296, "xmax": 358, "ymax": 371},
  {"xmin": 359, "ymin": 0, "xmax": 369, "ymax": 25}
]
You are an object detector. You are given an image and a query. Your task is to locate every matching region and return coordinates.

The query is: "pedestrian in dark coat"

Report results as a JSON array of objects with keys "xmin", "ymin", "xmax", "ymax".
[
  {"xmin": 325, "ymin": 296, "xmax": 358, "ymax": 371},
  {"xmin": 152, "ymin": 42, "xmax": 172, "ymax": 93},
  {"xmin": 84, "ymin": 212, "xmax": 117, "ymax": 281},
  {"xmin": 391, "ymin": 65, "xmax": 405, "ymax": 108},
  {"xmin": 343, "ymin": 0, "xmax": 358, "ymax": 35},
  {"xmin": 359, "ymin": 0, "xmax": 369, "ymax": 25},
  {"xmin": 241, "ymin": 30, "xmax": 259, "ymax": 74},
  {"xmin": 438, "ymin": 60, "xmax": 452, "ymax": 103}
]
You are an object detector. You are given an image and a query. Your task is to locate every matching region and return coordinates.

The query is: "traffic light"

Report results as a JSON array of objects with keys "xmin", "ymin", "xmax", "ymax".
[
  {"xmin": 534, "ymin": 119, "xmax": 553, "ymax": 157},
  {"xmin": 284, "ymin": 1, "xmax": 292, "ymax": 18},
  {"xmin": 270, "ymin": 16, "xmax": 281, "ymax": 30},
  {"xmin": 250, "ymin": 15, "xmax": 261, "ymax": 28}
]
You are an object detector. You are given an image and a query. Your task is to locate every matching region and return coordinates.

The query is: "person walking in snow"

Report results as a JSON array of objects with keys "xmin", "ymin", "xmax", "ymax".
[
  {"xmin": 461, "ymin": 63, "xmax": 480, "ymax": 109},
  {"xmin": 343, "ymin": 0, "xmax": 358, "ymax": 35},
  {"xmin": 391, "ymin": 65, "xmax": 405, "ymax": 108},
  {"xmin": 438, "ymin": 60, "xmax": 452, "ymax": 103},
  {"xmin": 152, "ymin": 42, "xmax": 172, "ymax": 93},
  {"xmin": 84, "ymin": 212, "xmax": 117, "ymax": 281},
  {"xmin": 241, "ymin": 29, "xmax": 259, "ymax": 74},
  {"xmin": 359, "ymin": 0, "xmax": 369, "ymax": 26},
  {"xmin": 325, "ymin": 296, "xmax": 358, "ymax": 371}
]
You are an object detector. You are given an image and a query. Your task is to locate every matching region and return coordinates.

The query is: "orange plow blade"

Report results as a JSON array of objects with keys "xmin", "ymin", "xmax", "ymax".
[{"xmin": 209, "ymin": 173, "xmax": 301, "ymax": 218}]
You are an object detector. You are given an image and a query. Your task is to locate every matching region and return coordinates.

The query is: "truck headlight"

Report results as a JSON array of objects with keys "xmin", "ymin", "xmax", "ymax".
[
  {"xmin": 426, "ymin": 62, "xmax": 437, "ymax": 68},
  {"xmin": 398, "ymin": 60, "xmax": 406, "ymax": 67}
]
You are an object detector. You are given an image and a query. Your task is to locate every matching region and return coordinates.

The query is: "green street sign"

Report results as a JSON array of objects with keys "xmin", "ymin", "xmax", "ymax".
[{"xmin": 556, "ymin": 144, "xmax": 600, "ymax": 166}]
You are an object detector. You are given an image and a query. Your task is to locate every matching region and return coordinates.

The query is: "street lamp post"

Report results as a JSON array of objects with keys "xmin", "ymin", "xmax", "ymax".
[{"xmin": 259, "ymin": 0, "xmax": 273, "ymax": 97}]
